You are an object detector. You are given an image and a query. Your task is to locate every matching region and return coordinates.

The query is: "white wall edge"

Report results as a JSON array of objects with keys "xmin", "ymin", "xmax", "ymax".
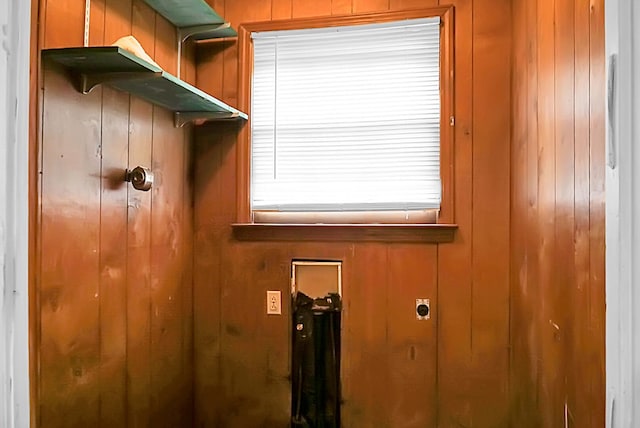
[
  {"xmin": 605, "ymin": 0, "xmax": 640, "ymax": 427},
  {"xmin": 1, "ymin": 0, "xmax": 32, "ymax": 426}
]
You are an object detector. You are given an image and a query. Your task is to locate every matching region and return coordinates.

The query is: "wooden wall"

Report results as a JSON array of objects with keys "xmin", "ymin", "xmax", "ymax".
[
  {"xmin": 193, "ymin": 0, "xmax": 512, "ymax": 426},
  {"xmin": 34, "ymin": 1, "xmax": 194, "ymax": 426},
  {"xmin": 510, "ymin": 0, "xmax": 605, "ymax": 426}
]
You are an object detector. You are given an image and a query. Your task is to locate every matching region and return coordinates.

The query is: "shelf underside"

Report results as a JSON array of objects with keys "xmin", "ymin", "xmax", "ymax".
[
  {"xmin": 42, "ymin": 47, "xmax": 248, "ymax": 126},
  {"xmin": 143, "ymin": 0, "xmax": 237, "ymax": 38}
]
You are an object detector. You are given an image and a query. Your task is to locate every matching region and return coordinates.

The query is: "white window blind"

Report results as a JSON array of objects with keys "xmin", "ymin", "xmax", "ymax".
[{"xmin": 251, "ymin": 17, "xmax": 441, "ymax": 212}]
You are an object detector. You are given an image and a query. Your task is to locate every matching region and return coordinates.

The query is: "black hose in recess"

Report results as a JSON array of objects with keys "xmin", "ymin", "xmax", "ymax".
[
  {"xmin": 295, "ymin": 363, "xmax": 303, "ymax": 422},
  {"xmin": 329, "ymin": 313, "xmax": 340, "ymax": 427}
]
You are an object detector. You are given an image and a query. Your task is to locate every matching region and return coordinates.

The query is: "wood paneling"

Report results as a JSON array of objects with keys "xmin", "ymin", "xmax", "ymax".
[
  {"xmin": 34, "ymin": 0, "xmax": 194, "ymax": 426},
  {"xmin": 193, "ymin": 0, "xmax": 513, "ymax": 426},
  {"xmin": 470, "ymin": 1, "xmax": 511, "ymax": 426},
  {"xmin": 31, "ymin": 0, "xmax": 607, "ymax": 425},
  {"xmin": 510, "ymin": 0, "xmax": 605, "ymax": 426},
  {"xmin": 436, "ymin": 0, "xmax": 473, "ymax": 424}
]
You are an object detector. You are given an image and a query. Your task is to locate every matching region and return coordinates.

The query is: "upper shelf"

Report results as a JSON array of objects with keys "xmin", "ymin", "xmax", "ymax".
[
  {"xmin": 42, "ymin": 46, "xmax": 247, "ymax": 126},
  {"xmin": 143, "ymin": 0, "xmax": 237, "ymax": 40}
]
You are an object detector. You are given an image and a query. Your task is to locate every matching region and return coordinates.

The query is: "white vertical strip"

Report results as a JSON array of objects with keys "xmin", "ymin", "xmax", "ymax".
[
  {"xmin": 605, "ymin": 0, "xmax": 640, "ymax": 427},
  {"xmin": 632, "ymin": 2, "xmax": 640, "ymax": 423},
  {"xmin": 0, "ymin": 0, "xmax": 9, "ymax": 424},
  {"xmin": 605, "ymin": 0, "xmax": 622, "ymax": 425},
  {"xmin": 11, "ymin": 0, "xmax": 31, "ymax": 425},
  {"xmin": 1, "ymin": 0, "xmax": 31, "ymax": 425},
  {"xmin": 629, "ymin": 2, "xmax": 640, "ymax": 425}
]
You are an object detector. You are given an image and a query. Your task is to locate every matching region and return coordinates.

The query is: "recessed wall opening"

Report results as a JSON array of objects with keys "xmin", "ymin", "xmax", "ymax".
[{"xmin": 291, "ymin": 260, "xmax": 342, "ymax": 428}]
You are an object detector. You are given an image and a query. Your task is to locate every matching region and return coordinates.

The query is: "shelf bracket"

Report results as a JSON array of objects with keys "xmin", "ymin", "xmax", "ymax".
[
  {"xmin": 174, "ymin": 111, "xmax": 240, "ymax": 127},
  {"xmin": 78, "ymin": 71, "xmax": 161, "ymax": 94},
  {"xmin": 178, "ymin": 23, "xmax": 233, "ymax": 43}
]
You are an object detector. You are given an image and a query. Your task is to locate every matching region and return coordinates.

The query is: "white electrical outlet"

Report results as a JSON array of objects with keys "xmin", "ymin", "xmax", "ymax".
[{"xmin": 267, "ymin": 290, "xmax": 282, "ymax": 315}]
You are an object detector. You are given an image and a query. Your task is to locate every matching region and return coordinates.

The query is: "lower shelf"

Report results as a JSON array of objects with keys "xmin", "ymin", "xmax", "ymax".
[{"xmin": 42, "ymin": 46, "xmax": 248, "ymax": 127}]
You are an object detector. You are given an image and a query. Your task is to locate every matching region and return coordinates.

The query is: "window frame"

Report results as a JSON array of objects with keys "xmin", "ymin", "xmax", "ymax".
[{"xmin": 235, "ymin": 7, "xmax": 456, "ymax": 242}]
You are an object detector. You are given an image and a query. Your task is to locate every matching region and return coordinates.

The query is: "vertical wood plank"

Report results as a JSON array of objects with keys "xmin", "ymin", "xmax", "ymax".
[
  {"xmin": 192, "ymin": 132, "xmax": 225, "ymax": 426},
  {"xmin": 536, "ymin": 0, "xmax": 560, "ymax": 425},
  {"xmin": 436, "ymin": 0, "xmax": 474, "ymax": 426},
  {"xmin": 588, "ymin": 1, "xmax": 606, "ymax": 426},
  {"xmin": 99, "ymin": 0, "xmax": 131, "ymax": 425},
  {"xmin": 126, "ymin": 3, "xmax": 155, "ymax": 425},
  {"xmin": 224, "ymin": 0, "xmax": 272, "ymax": 107},
  {"xmin": 390, "ymin": 0, "xmax": 438, "ymax": 10},
  {"xmin": 331, "ymin": 0, "xmax": 352, "ymax": 15},
  {"xmin": 217, "ymin": 240, "xmax": 281, "ymax": 426},
  {"xmin": 90, "ymin": 0, "xmax": 106, "ymax": 46},
  {"xmin": 524, "ymin": 0, "xmax": 541, "ymax": 423},
  {"xmin": 273, "ymin": 0, "xmax": 293, "ymax": 19},
  {"xmin": 387, "ymin": 245, "xmax": 437, "ymax": 428},
  {"xmin": 43, "ymin": 1, "xmax": 84, "ymax": 48},
  {"xmin": 509, "ymin": 0, "xmax": 533, "ymax": 424},
  {"xmin": 471, "ymin": 0, "xmax": 511, "ymax": 425},
  {"xmin": 254, "ymin": 246, "xmax": 292, "ymax": 426},
  {"xmin": 148, "ymin": 13, "xmax": 190, "ymax": 426},
  {"xmin": 554, "ymin": 0, "xmax": 576, "ymax": 424},
  {"xmin": 181, "ymin": 128, "xmax": 195, "ymax": 427},
  {"xmin": 573, "ymin": 0, "xmax": 593, "ymax": 425},
  {"xmin": 196, "ymin": 0, "xmax": 226, "ymax": 98},
  {"xmin": 195, "ymin": 2, "xmax": 247, "ymax": 420},
  {"xmin": 352, "ymin": 0, "xmax": 389, "ymax": 13},
  {"xmin": 149, "ymin": 108, "xmax": 188, "ymax": 427},
  {"xmin": 39, "ymin": 62, "xmax": 102, "ymax": 428},
  {"xmin": 510, "ymin": 0, "xmax": 606, "ymax": 426},
  {"xmin": 292, "ymin": 0, "xmax": 332, "ymax": 18},
  {"xmin": 341, "ymin": 244, "xmax": 389, "ymax": 428},
  {"xmin": 39, "ymin": 2, "xmax": 104, "ymax": 424}
]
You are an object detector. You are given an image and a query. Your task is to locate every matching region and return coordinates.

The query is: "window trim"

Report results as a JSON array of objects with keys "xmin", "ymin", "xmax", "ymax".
[{"xmin": 235, "ymin": 7, "xmax": 456, "ymax": 239}]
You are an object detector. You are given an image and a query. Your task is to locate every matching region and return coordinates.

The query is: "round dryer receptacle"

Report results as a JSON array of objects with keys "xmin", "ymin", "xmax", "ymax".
[{"xmin": 417, "ymin": 304, "xmax": 429, "ymax": 317}]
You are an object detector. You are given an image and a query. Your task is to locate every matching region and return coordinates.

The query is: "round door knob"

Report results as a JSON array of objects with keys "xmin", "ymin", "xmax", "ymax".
[{"xmin": 127, "ymin": 166, "xmax": 153, "ymax": 191}]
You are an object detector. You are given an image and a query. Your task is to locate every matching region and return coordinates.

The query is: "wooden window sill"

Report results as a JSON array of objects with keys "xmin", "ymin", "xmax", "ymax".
[{"xmin": 231, "ymin": 223, "xmax": 458, "ymax": 243}]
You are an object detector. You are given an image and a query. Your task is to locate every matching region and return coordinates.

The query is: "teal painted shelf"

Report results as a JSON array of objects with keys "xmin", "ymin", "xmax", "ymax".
[
  {"xmin": 42, "ymin": 47, "xmax": 247, "ymax": 126},
  {"xmin": 143, "ymin": 0, "xmax": 237, "ymax": 39}
]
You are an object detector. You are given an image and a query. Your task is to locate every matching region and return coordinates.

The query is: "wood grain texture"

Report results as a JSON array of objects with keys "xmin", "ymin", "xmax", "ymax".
[
  {"xmin": 436, "ymin": 0, "xmax": 474, "ymax": 425},
  {"xmin": 509, "ymin": 0, "xmax": 535, "ymax": 425},
  {"xmin": 470, "ymin": 1, "xmax": 511, "ymax": 426},
  {"xmin": 194, "ymin": 0, "xmax": 514, "ymax": 426},
  {"xmin": 232, "ymin": 223, "xmax": 457, "ymax": 243},
  {"xmin": 273, "ymin": 0, "xmax": 293, "ymax": 19},
  {"xmin": 40, "ymin": 58, "xmax": 103, "ymax": 428},
  {"xmin": 99, "ymin": 1, "xmax": 131, "ymax": 424},
  {"xmin": 510, "ymin": 0, "xmax": 605, "ymax": 426},
  {"xmin": 39, "ymin": 7, "xmax": 104, "ymax": 426},
  {"xmin": 588, "ymin": 1, "xmax": 606, "ymax": 424},
  {"xmin": 331, "ymin": 0, "xmax": 352, "ymax": 15},
  {"xmin": 293, "ymin": 0, "xmax": 332, "ymax": 18},
  {"xmin": 34, "ymin": 0, "xmax": 195, "ymax": 426},
  {"xmin": 31, "ymin": 0, "xmax": 607, "ymax": 425},
  {"xmin": 571, "ymin": 0, "xmax": 592, "ymax": 423},
  {"xmin": 386, "ymin": 244, "xmax": 438, "ymax": 427},
  {"xmin": 352, "ymin": 0, "xmax": 389, "ymax": 13}
]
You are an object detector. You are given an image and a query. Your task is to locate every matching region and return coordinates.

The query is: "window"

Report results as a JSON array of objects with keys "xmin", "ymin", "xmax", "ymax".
[{"xmin": 237, "ymin": 8, "xmax": 454, "ymax": 230}]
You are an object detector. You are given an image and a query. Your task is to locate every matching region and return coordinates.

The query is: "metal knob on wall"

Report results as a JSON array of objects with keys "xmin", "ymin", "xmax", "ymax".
[{"xmin": 126, "ymin": 166, "xmax": 154, "ymax": 191}]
